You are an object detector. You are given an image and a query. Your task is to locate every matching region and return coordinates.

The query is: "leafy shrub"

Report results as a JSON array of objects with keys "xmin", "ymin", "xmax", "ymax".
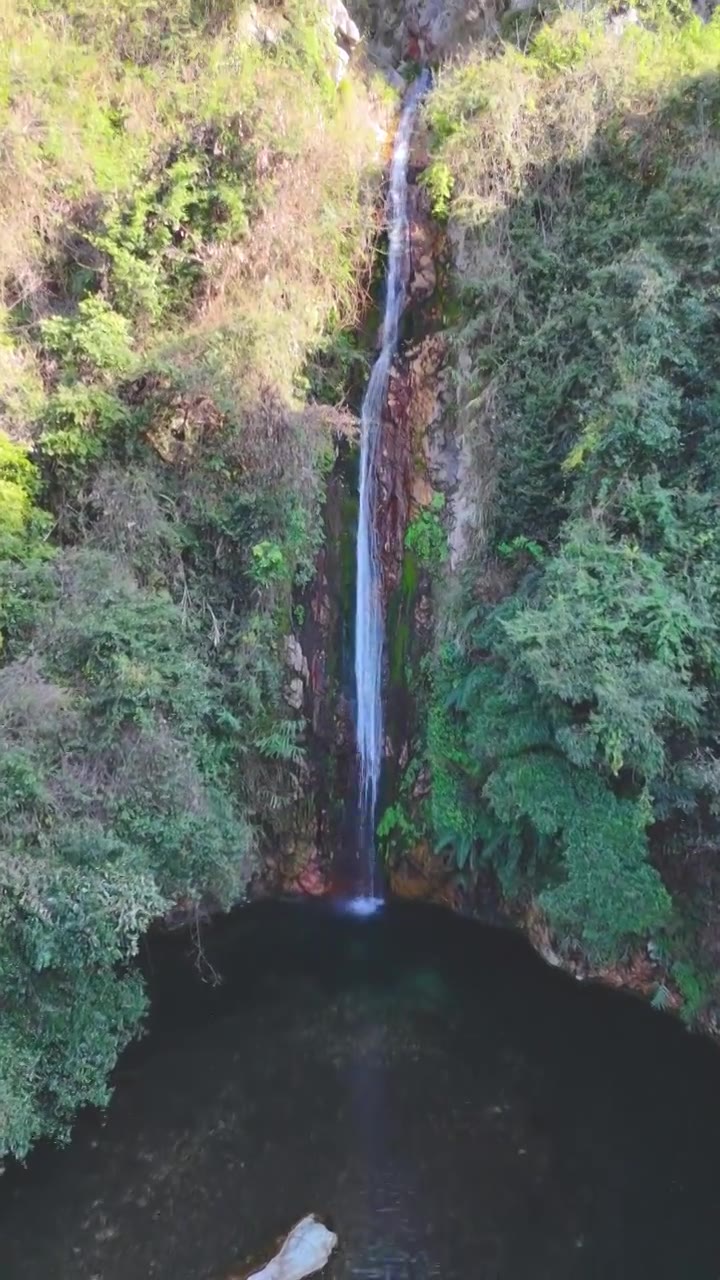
[
  {"xmin": 405, "ymin": 494, "xmax": 448, "ymax": 567},
  {"xmin": 40, "ymin": 297, "xmax": 134, "ymax": 377},
  {"xmin": 0, "ymin": 434, "xmax": 52, "ymax": 557},
  {"xmin": 39, "ymin": 387, "xmax": 133, "ymax": 477},
  {"xmin": 420, "ymin": 160, "xmax": 454, "ymax": 221}
]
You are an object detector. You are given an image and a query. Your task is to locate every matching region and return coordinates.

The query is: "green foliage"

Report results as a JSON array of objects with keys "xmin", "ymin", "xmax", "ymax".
[
  {"xmin": 672, "ymin": 960, "xmax": 713, "ymax": 1023},
  {"xmin": 0, "ymin": 0, "xmax": 381, "ymax": 1157},
  {"xmin": 255, "ymin": 718, "xmax": 305, "ymax": 765},
  {"xmin": 405, "ymin": 493, "xmax": 448, "ymax": 568},
  {"xmin": 497, "ymin": 535, "xmax": 545, "ymax": 564},
  {"xmin": 377, "ymin": 801, "xmax": 420, "ymax": 862},
  {"xmin": 92, "ymin": 151, "xmax": 251, "ymax": 324},
  {"xmin": 0, "ymin": 434, "xmax": 53, "ymax": 560},
  {"xmin": 250, "ymin": 539, "xmax": 287, "ymax": 587},
  {"xmin": 427, "ymin": 645, "xmax": 487, "ymax": 870},
  {"xmin": 0, "ymin": 433, "xmax": 40, "ymax": 497},
  {"xmin": 427, "ymin": 604, "xmax": 673, "ymax": 955},
  {"xmin": 0, "ymin": 546, "xmax": 260, "ymax": 1157},
  {"xmin": 503, "ymin": 524, "xmax": 708, "ymax": 778},
  {"xmin": 39, "ymin": 386, "xmax": 133, "ymax": 477},
  {"xmin": 422, "ymin": 7, "xmax": 720, "ymax": 979},
  {"xmin": 420, "ymin": 160, "xmax": 454, "ymax": 221},
  {"xmin": 40, "ymin": 297, "xmax": 134, "ymax": 377},
  {"xmin": 302, "ymin": 328, "xmax": 369, "ymax": 404},
  {"xmin": 529, "ymin": 12, "xmax": 599, "ymax": 73}
]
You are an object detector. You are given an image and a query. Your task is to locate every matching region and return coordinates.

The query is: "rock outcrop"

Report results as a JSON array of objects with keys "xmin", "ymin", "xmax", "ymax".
[
  {"xmin": 348, "ymin": 0, "xmax": 501, "ymax": 65},
  {"xmin": 323, "ymin": 0, "xmax": 361, "ymax": 80}
]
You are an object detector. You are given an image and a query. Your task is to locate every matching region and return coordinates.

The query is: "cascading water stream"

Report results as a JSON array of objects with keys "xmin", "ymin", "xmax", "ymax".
[{"xmin": 353, "ymin": 73, "xmax": 430, "ymax": 909}]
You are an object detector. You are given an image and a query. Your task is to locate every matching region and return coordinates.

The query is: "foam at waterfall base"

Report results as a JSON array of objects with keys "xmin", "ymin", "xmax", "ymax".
[{"xmin": 337, "ymin": 896, "xmax": 385, "ymax": 918}]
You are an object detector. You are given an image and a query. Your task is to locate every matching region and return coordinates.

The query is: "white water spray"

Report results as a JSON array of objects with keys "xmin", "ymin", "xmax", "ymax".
[{"xmin": 353, "ymin": 73, "xmax": 429, "ymax": 905}]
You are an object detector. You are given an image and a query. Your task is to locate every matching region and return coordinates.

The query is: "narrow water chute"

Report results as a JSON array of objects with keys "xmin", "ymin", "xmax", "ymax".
[{"xmin": 353, "ymin": 73, "xmax": 430, "ymax": 903}]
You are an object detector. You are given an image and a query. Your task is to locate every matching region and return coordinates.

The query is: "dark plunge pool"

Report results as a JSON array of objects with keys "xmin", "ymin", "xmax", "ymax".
[{"xmin": 2, "ymin": 900, "xmax": 720, "ymax": 1279}]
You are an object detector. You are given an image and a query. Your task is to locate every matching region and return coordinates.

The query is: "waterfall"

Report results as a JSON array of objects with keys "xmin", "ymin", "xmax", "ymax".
[{"xmin": 353, "ymin": 73, "xmax": 429, "ymax": 909}]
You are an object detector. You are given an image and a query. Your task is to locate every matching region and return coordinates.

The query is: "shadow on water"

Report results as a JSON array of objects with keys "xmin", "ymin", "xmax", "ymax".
[{"xmin": 3, "ymin": 899, "xmax": 720, "ymax": 1279}]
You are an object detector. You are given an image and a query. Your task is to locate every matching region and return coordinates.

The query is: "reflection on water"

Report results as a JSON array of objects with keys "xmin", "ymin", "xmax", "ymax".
[{"xmin": 2, "ymin": 900, "xmax": 720, "ymax": 1280}]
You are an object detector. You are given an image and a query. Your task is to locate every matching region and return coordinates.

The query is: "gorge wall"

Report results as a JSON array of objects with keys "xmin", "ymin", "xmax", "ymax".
[
  {"xmin": 3, "ymin": 0, "xmax": 720, "ymax": 1162},
  {"xmin": 261, "ymin": 0, "xmax": 720, "ymax": 1038}
]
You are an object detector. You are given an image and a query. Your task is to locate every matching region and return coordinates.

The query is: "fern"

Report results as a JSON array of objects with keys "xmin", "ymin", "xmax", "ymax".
[{"xmin": 254, "ymin": 719, "xmax": 305, "ymax": 764}]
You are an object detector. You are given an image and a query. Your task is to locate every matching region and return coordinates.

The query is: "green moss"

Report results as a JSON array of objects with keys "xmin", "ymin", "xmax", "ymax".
[
  {"xmin": 390, "ymin": 614, "xmax": 411, "ymax": 687},
  {"xmin": 385, "ymin": 548, "xmax": 421, "ymax": 688},
  {"xmin": 402, "ymin": 547, "xmax": 420, "ymax": 597}
]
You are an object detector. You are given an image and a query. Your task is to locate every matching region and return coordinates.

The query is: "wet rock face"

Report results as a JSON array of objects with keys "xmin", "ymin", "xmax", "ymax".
[
  {"xmin": 378, "ymin": 129, "xmax": 493, "ymax": 593},
  {"xmin": 373, "ymin": 164, "xmax": 448, "ymax": 602},
  {"xmin": 283, "ymin": 635, "xmax": 310, "ymax": 712},
  {"xmin": 263, "ymin": 78, "xmax": 449, "ymax": 900},
  {"xmin": 388, "ymin": 838, "xmax": 460, "ymax": 907},
  {"xmin": 407, "ymin": 183, "xmax": 436, "ymax": 301},
  {"xmin": 377, "ymin": 363, "xmax": 414, "ymax": 600},
  {"xmin": 257, "ymin": 833, "xmax": 332, "ymax": 899},
  {"xmin": 407, "ymin": 0, "xmax": 493, "ymax": 58},
  {"xmin": 378, "ymin": 332, "xmax": 447, "ymax": 599}
]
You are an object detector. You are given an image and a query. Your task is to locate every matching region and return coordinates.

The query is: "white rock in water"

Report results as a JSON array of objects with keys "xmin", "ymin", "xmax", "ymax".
[{"xmin": 246, "ymin": 1216, "xmax": 338, "ymax": 1280}]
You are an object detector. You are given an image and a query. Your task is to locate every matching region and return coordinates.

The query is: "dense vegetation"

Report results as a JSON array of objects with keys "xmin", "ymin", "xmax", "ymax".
[
  {"xmin": 0, "ymin": 0, "xmax": 383, "ymax": 1157},
  {"xmin": 4, "ymin": 0, "xmax": 720, "ymax": 1162},
  {"xmin": 412, "ymin": 3, "xmax": 720, "ymax": 1010}
]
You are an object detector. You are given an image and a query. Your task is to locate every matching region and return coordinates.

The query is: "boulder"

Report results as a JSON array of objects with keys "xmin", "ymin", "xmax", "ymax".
[
  {"xmin": 389, "ymin": 839, "xmax": 460, "ymax": 908},
  {"xmin": 236, "ymin": 3, "xmax": 283, "ymax": 45}
]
